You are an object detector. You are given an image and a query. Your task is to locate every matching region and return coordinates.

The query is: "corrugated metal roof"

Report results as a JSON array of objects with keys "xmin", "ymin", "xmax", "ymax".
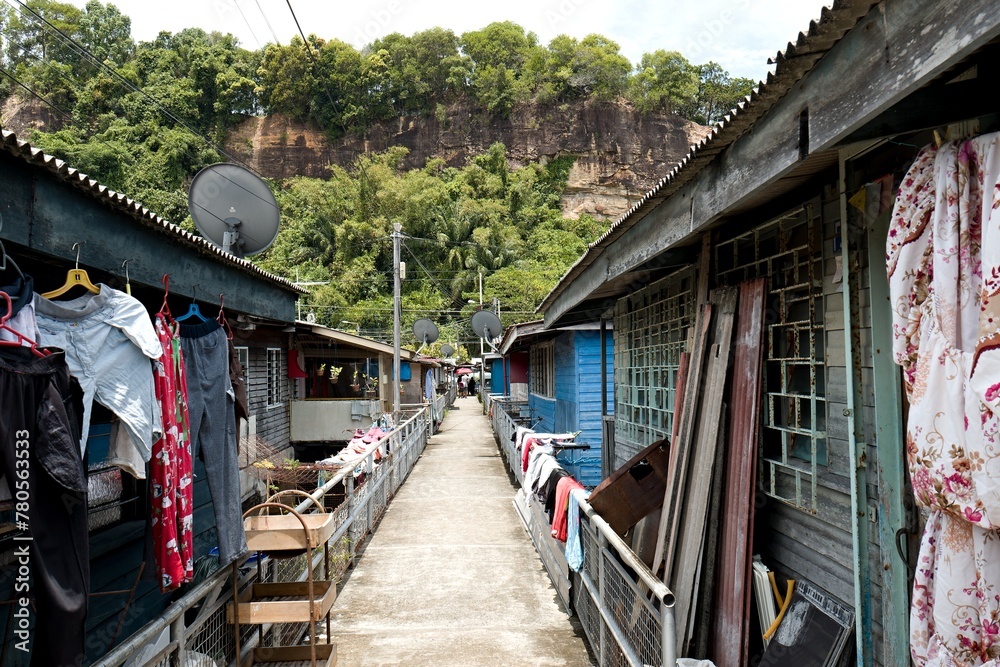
[
  {"xmin": 297, "ymin": 322, "xmax": 416, "ymax": 358},
  {"xmin": 0, "ymin": 128, "xmax": 306, "ymax": 294},
  {"xmin": 538, "ymin": 0, "xmax": 878, "ymax": 313}
]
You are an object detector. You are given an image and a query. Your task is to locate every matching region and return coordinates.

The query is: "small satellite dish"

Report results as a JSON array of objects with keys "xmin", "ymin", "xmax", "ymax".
[
  {"xmin": 441, "ymin": 344, "xmax": 455, "ymax": 357},
  {"xmin": 471, "ymin": 310, "xmax": 502, "ymax": 342},
  {"xmin": 413, "ymin": 318, "xmax": 440, "ymax": 346},
  {"xmin": 188, "ymin": 163, "xmax": 280, "ymax": 258}
]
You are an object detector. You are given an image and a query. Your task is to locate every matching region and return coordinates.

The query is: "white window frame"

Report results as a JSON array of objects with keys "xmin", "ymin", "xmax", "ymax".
[
  {"xmin": 530, "ymin": 341, "xmax": 555, "ymax": 399},
  {"xmin": 266, "ymin": 348, "xmax": 282, "ymax": 408}
]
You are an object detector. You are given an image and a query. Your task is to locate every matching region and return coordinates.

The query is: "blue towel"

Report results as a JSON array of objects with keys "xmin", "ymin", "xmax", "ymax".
[{"xmin": 566, "ymin": 488, "xmax": 590, "ymax": 572}]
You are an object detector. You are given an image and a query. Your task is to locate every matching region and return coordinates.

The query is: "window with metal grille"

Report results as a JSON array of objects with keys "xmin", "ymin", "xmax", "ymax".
[
  {"xmin": 530, "ymin": 342, "xmax": 555, "ymax": 398},
  {"xmin": 266, "ymin": 348, "xmax": 283, "ymax": 407},
  {"xmin": 715, "ymin": 205, "xmax": 825, "ymax": 513},
  {"xmin": 612, "ymin": 266, "xmax": 696, "ymax": 465}
]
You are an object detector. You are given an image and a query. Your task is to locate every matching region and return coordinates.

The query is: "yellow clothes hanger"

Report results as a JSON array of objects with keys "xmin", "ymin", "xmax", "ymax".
[{"xmin": 42, "ymin": 243, "xmax": 100, "ymax": 299}]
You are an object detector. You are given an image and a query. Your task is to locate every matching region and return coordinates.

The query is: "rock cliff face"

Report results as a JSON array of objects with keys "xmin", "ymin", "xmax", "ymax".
[
  {"xmin": 223, "ymin": 100, "xmax": 711, "ymax": 220},
  {"xmin": 2, "ymin": 95, "xmax": 709, "ymax": 221}
]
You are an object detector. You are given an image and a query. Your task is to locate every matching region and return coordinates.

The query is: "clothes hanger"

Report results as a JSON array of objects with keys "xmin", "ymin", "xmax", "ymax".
[
  {"xmin": 41, "ymin": 243, "xmax": 100, "ymax": 299},
  {"xmin": 175, "ymin": 285, "xmax": 209, "ymax": 323},
  {"xmin": 160, "ymin": 274, "xmax": 172, "ymax": 317},
  {"xmin": 216, "ymin": 293, "xmax": 233, "ymax": 340},
  {"xmin": 121, "ymin": 258, "xmax": 135, "ymax": 296},
  {"xmin": 0, "ymin": 214, "xmax": 26, "ymax": 282},
  {"xmin": 0, "ymin": 291, "xmax": 48, "ymax": 358}
]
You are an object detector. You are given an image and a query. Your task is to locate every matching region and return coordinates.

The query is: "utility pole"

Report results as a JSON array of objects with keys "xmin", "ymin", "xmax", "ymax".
[
  {"xmin": 393, "ymin": 223, "xmax": 402, "ymax": 420},
  {"xmin": 478, "ymin": 271, "xmax": 484, "ymax": 407}
]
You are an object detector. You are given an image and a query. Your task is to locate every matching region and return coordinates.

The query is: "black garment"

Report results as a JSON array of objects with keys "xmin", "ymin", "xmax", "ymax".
[
  {"xmin": 0, "ymin": 347, "xmax": 88, "ymax": 667},
  {"xmin": 0, "ymin": 273, "xmax": 34, "ymax": 318},
  {"xmin": 542, "ymin": 469, "xmax": 569, "ymax": 522}
]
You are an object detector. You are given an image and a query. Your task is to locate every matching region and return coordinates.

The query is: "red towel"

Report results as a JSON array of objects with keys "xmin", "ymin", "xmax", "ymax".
[
  {"xmin": 521, "ymin": 437, "xmax": 536, "ymax": 472},
  {"xmin": 551, "ymin": 476, "xmax": 585, "ymax": 542}
]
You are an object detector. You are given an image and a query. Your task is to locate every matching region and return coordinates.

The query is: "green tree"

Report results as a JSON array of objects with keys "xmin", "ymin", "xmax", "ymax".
[
  {"xmin": 257, "ymin": 37, "xmax": 315, "ymax": 120},
  {"xmin": 460, "ymin": 22, "xmax": 537, "ymax": 114},
  {"xmin": 79, "ymin": 1, "xmax": 133, "ymax": 67},
  {"xmin": 628, "ymin": 49, "xmax": 698, "ymax": 114},
  {"xmin": 681, "ymin": 62, "xmax": 755, "ymax": 125}
]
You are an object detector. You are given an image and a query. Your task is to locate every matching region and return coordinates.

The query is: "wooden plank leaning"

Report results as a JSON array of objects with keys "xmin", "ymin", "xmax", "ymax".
[{"xmin": 670, "ymin": 286, "xmax": 737, "ymax": 651}]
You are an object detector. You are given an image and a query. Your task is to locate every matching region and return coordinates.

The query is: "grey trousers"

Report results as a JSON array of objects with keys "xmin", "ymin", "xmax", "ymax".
[{"xmin": 180, "ymin": 321, "xmax": 247, "ymax": 566}]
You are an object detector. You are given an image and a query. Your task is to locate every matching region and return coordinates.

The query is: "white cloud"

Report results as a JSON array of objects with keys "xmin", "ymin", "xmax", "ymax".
[{"xmin": 63, "ymin": 0, "xmax": 830, "ymax": 82}]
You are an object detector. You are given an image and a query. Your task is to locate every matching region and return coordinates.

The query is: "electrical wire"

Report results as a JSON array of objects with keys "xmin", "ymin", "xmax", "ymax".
[
  {"xmin": 234, "ymin": 1, "xmax": 263, "ymax": 49},
  {"xmin": 254, "ymin": 0, "xmax": 282, "ymax": 45}
]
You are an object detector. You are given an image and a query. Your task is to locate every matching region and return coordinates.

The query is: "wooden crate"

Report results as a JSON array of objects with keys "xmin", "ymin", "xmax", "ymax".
[
  {"xmin": 244, "ymin": 513, "xmax": 336, "ymax": 552},
  {"xmin": 240, "ymin": 643, "xmax": 337, "ymax": 667},
  {"xmin": 228, "ymin": 581, "xmax": 337, "ymax": 624}
]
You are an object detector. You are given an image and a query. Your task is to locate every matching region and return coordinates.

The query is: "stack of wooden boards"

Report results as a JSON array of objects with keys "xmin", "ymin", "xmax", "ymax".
[{"xmin": 588, "ymin": 275, "xmax": 767, "ymax": 665}]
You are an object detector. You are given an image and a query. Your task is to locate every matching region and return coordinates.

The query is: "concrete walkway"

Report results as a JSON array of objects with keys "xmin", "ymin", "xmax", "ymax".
[{"xmin": 329, "ymin": 396, "xmax": 594, "ymax": 667}]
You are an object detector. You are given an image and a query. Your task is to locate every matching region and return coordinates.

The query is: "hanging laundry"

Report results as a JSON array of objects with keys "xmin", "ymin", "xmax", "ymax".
[
  {"xmin": 0, "ymin": 272, "xmax": 40, "ymax": 345},
  {"xmin": 34, "ymin": 284, "xmax": 162, "ymax": 460},
  {"xmin": 551, "ymin": 476, "xmax": 585, "ymax": 542},
  {"xmin": 0, "ymin": 347, "xmax": 89, "ymax": 667},
  {"xmin": 566, "ymin": 488, "xmax": 590, "ymax": 572},
  {"xmin": 150, "ymin": 313, "xmax": 195, "ymax": 591},
  {"xmin": 179, "ymin": 319, "xmax": 247, "ymax": 567},
  {"xmin": 541, "ymin": 468, "xmax": 569, "ymax": 522},
  {"xmin": 887, "ymin": 131, "xmax": 1000, "ymax": 666}
]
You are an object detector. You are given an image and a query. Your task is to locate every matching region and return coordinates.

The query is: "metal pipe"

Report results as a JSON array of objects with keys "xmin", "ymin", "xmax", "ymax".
[
  {"xmin": 392, "ymin": 222, "xmax": 402, "ymax": 420},
  {"xmin": 576, "ymin": 493, "xmax": 674, "ymax": 605},
  {"xmin": 577, "ymin": 568, "xmax": 644, "ymax": 667}
]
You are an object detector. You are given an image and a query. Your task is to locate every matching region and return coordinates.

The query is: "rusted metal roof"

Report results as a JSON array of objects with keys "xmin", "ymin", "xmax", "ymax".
[
  {"xmin": 0, "ymin": 128, "xmax": 306, "ymax": 294},
  {"xmin": 538, "ymin": 0, "xmax": 878, "ymax": 313}
]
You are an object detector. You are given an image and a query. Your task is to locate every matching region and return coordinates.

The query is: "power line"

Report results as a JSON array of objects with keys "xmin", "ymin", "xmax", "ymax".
[
  {"xmin": 234, "ymin": 1, "xmax": 263, "ymax": 49},
  {"xmin": 254, "ymin": 0, "xmax": 281, "ymax": 45}
]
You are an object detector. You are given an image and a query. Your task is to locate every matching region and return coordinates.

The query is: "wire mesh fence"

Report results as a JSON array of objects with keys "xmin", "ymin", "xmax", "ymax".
[
  {"xmin": 492, "ymin": 400, "xmax": 676, "ymax": 667},
  {"xmin": 92, "ymin": 407, "xmax": 433, "ymax": 667}
]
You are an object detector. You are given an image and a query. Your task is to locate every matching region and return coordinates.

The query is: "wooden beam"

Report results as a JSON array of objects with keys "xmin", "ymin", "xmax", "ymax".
[
  {"xmin": 544, "ymin": 0, "xmax": 1000, "ymax": 328},
  {"xmin": 842, "ymin": 64, "xmax": 1000, "ymax": 144}
]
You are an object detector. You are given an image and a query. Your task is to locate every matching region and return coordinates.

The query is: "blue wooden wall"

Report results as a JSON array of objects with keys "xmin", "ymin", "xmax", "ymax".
[
  {"xmin": 488, "ymin": 358, "xmax": 506, "ymax": 394},
  {"xmin": 526, "ymin": 330, "xmax": 613, "ymax": 488}
]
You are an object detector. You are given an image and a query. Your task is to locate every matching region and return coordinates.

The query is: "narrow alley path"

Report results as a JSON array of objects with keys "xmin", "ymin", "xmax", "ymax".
[{"xmin": 329, "ymin": 396, "xmax": 595, "ymax": 666}]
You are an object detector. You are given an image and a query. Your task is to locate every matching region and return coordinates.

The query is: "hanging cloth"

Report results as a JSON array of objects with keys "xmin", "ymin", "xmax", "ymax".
[
  {"xmin": 888, "ymin": 132, "xmax": 1000, "ymax": 666},
  {"xmin": 149, "ymin": 312, "xmax": 195, "ymax": 591}
]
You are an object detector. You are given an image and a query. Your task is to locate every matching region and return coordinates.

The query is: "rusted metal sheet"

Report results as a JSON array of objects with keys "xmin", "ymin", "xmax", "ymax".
[
  {"xmin": 710, "ymin": 278, "xmax": 767, "ymax": 667},
  {"xmin": 588, "ymin": 438, "xmax": 671, "ymax": 536}
]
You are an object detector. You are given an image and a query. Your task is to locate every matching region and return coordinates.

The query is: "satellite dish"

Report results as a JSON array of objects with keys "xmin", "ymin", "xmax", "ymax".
[
  {"xmin": 413, "ymin": 318, "xmax": 440, "ymax": 346},
  {"xmin": 441, "ymin": 344, "xmax": 455, "ymax": 357},
  {"xmin": 471, "ymin": 310, "xmax": 502, "ymax": 342},
  {"xmin": 188, "ymin": 163, "xmax": 280, "ymax": 258}
]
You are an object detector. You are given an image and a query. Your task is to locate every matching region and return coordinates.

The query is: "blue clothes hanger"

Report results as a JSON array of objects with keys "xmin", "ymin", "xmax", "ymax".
[
  {"xmin": 175, "ymin": 302, "xmax": 208, "ymax": 323},
  {"xmin": 175, "ymin": 286, "xmax": 209, "ymax": 323}
]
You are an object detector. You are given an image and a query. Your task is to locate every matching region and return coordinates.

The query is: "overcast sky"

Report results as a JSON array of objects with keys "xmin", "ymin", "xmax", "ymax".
[{"xmin": 65, "ymin": 0, "xmax": 831, "ymax": 82}]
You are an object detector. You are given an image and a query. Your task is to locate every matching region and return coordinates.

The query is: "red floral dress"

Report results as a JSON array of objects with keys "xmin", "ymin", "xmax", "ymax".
[
  {"xmin": 150, "ymin": 313, "xmax": 194, "ymax": 591},
  {"xmin": 889, "ymin": 133, "xmax": 1000, "ymax": 665}
]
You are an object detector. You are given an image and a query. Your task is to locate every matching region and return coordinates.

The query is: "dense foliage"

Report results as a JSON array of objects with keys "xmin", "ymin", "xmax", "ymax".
[
  {"xmin": 0, "ymin": 1, "xmax": 754, "ymax": 344},
  {"xmin": 260, "ymin": 144, "xmax": 603, "ymax": 341}
]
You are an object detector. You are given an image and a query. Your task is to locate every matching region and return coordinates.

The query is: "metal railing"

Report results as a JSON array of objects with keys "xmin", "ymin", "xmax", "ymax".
[
  {"xmin": 93, "ymin": 408, "xmax": 432, "ymax": 667},
  {"xmin": 491, "ymin": 399, "xmax": 676, "ymax": 667}
]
